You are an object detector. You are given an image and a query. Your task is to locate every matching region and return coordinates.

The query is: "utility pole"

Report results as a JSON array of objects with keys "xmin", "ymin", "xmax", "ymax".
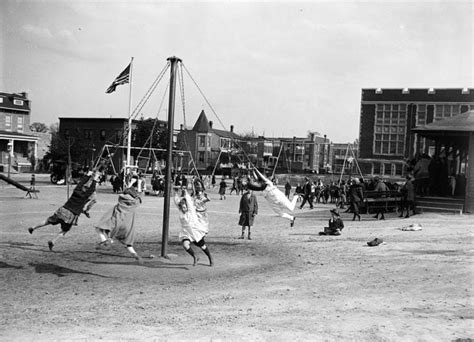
[
  {"xmin": 67, "ymin": 136, "xmax": 72, "ymax": 199},
  {"xmin": 161, "ymin": 56, "xmax": 181, "ymax": 258},
  {"xmin": 7, "ymin": 141, "xmax": 12, "ymax": 178}
]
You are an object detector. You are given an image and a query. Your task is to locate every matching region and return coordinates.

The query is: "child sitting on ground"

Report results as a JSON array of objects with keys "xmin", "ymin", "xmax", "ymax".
[{"xmin": 319, "ymin": 209, "xmax": 344, "ymax": 236}]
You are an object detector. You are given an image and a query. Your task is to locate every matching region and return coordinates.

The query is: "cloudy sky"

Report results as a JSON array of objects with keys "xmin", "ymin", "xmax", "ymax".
[{"xmin": 1, "ymin": 0, "xmax": 472, "ymax": 143}]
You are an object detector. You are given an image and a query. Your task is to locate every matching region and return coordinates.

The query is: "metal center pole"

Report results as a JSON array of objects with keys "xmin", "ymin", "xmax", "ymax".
[{"xmin": 161, "ymin": 56, "xmax": 181, "ymax": 258}]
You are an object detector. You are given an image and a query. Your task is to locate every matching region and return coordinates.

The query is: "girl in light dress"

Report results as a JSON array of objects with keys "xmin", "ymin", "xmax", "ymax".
[{"xmin": 174, "ymin": 188, "xmax": 213, "ymax": 267}]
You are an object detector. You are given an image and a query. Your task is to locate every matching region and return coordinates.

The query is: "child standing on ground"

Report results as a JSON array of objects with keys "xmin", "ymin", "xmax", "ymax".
[
  {"xmin": 218, "ymin": 177, "xmax": 227, "ymax": 200},
  {"xmin": 238, "ymin": 187, "xmax": 258, "ymax": 240}
]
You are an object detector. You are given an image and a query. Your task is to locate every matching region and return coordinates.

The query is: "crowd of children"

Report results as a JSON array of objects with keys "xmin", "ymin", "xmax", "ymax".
[{"xmin": 27, "ymin": 166, "xmax": 419, "ymax": 267}]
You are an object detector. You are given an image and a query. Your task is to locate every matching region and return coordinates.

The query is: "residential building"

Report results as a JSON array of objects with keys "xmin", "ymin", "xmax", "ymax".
[
  {"xmin": 57, "ymin": 111, "xmax": 342, "ymax": 177},
  {"xmin": 260, "ymin": 133, "xmax": 331, "ymax": 174},
  {"xmin": 331, "ymin": 142, "xmax": 359, "ymax": 176},
  {"xmin": 359, "ymin": 88, "xmax": 474, "ymax": 178},
  {"xmin": 0, "ymin": 92, "xmax": 39, "ymax": 172},
  {"xmin": 58, "ymin": 117, "xmax": 167, "ymax": 173},
  {"xmin": 177, "ymin": 110, "xmax": 334, "ymax": 175},
  {"xmin": 176, "ymin": 110, "xmax": 241, "ymax": 175}
]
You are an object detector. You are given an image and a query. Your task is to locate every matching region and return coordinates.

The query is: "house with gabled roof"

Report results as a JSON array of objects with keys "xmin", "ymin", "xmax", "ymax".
[
  {"xmin": 0, "ymin": 92, "xmax": 40, "ymax": 173},
  {"xmin": 176, "ymin": 110, "xmax": 241, "ymax": 173},
  {"xmin": 177, "ymin": 110, "xmax": 335, "ymax": 176}
]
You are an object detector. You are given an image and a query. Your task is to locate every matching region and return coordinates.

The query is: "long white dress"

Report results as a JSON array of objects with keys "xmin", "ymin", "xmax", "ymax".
[
  {"xmin": 253, "ymin": 168, "xmax": 298, "ymax": 221},
  {"xmin": 175, "ymin": 192, "xmax": 209, "ymax": 243},
  {"xmin": 263, "ymin": 184, "xmax": 299, "ymax": 216}
]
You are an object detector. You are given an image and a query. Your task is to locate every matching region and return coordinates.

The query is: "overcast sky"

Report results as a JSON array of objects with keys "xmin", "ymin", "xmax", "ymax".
[{"xmin": 1, "ymin": 0, "xmax": 472, "ymax": 143}]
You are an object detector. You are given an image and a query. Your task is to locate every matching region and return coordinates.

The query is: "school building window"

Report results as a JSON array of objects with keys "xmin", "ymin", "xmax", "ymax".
[
  {"xmin": 395, "ymin": 163, "xmax": 403, "ymax": 175},
  {"xmin": 373, "ymin": 104, "xmax": 406, "ymax": 156},
  {"xmin": 13, "ymin": 99, "xmax": 24, "ymax": 106},
  {"xmin": 434, "ymin": 104, "xmax": 462, "ymax": 120},
  {"xmin": 417, "ymin": 104, "xmax": 427, "ymax": 125},
  {"xmin": 383, "ymin": 163, "xmax": 392, "ymax": 176}
]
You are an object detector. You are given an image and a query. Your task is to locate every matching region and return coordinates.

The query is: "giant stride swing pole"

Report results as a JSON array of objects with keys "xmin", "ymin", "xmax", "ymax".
[{"xmin": 162, "ymin": 56, "xmax": 181, "ymax": 258}]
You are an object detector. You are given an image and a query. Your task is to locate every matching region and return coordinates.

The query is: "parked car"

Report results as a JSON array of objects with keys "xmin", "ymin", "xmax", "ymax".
[
  {"xmin": 50, "ymin": 160, "xmax": 85, "ymax": 184},
  {"xmin": 303, "ymin": 168, "xmax": 317, "ymax": 174}
]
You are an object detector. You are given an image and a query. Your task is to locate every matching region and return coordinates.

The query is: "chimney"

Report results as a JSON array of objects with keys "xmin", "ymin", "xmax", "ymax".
[
  {"xmin": 180, "ymin": 124, "xmax": 184, "ymax": 131},
  {"xmin": 21, "ymin": 92, "xmax": 28, "ymax": 98},
  {"xmin": 230, "ymin": 125, "xmax": 234, "ymax": 133},
  {"xmin": 209, "ymin": 121, "xmax": 213, "ymax": 129}
]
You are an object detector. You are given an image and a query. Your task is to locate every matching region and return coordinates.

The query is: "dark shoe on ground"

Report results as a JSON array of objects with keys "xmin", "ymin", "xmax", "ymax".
[
  {"xmin": 405, "ymin": 215, "xmax": 410, "ymax": 218},
  {"xmin": 247, "ymin": 236, "xmax": 252, "ymax": 240},
  {"xmin": 48, "ymin": 241, "xmax": 54, "ymax": 251},
  {"xmin": 372, "ymin": 215, "xmax": 378, "ymax": 219},
  {"xmin": 367, "ymin": 238, "xmax": 383, "ymax": 247},
  {"xmin": 238, "ymin": 235, "xmax": 244, "ymax": 239},
  {"xmin": 28, "ymin": 227, "xmax": 34, "ymax": 234}
]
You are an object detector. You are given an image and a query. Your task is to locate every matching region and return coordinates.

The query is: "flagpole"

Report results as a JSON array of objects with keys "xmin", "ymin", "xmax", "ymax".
[{"xmin": 126, "ymin": 57, "xmax": 134, "ymax": 170}]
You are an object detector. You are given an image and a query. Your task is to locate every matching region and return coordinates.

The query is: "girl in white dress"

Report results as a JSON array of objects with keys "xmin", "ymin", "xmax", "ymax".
[{"xmin": 174, "ymin": 189, "xmax": 213, "ymax": 266}]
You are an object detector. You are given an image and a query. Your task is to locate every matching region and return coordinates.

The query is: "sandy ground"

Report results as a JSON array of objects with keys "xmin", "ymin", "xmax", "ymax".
[{"xmin": 0, "ymin": 174, "xmax": 473, "ymax": 341}]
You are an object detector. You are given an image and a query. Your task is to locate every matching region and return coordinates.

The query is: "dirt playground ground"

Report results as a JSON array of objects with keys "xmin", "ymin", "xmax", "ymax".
[{"xmin": 1, "ymin": 174, "xmax": 473, "ymax": 341}]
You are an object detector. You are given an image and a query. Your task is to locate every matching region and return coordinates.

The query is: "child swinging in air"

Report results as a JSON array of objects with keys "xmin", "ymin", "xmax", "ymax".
[
  {"xmin": 94, "ymin": 180, "xmax": 143, "ymax": 263},
  {"xmin": 174, "ymin": 188, "xmax": 213, "ymax": 267}
]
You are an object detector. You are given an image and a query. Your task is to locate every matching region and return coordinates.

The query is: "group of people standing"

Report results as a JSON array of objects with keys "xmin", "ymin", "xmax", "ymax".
[
  {"xmin": 284, "ymin": 174, "xmax": 417, "ymax": 222},
  {"xmin": 409, "ymin": 153, "xmax": 465, "ymax": 198}
]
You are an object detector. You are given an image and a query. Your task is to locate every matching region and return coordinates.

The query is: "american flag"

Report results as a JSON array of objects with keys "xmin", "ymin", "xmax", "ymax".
[{"xmin": 105, "ymin": 63, "xmax": 131, "ymax": 93}]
